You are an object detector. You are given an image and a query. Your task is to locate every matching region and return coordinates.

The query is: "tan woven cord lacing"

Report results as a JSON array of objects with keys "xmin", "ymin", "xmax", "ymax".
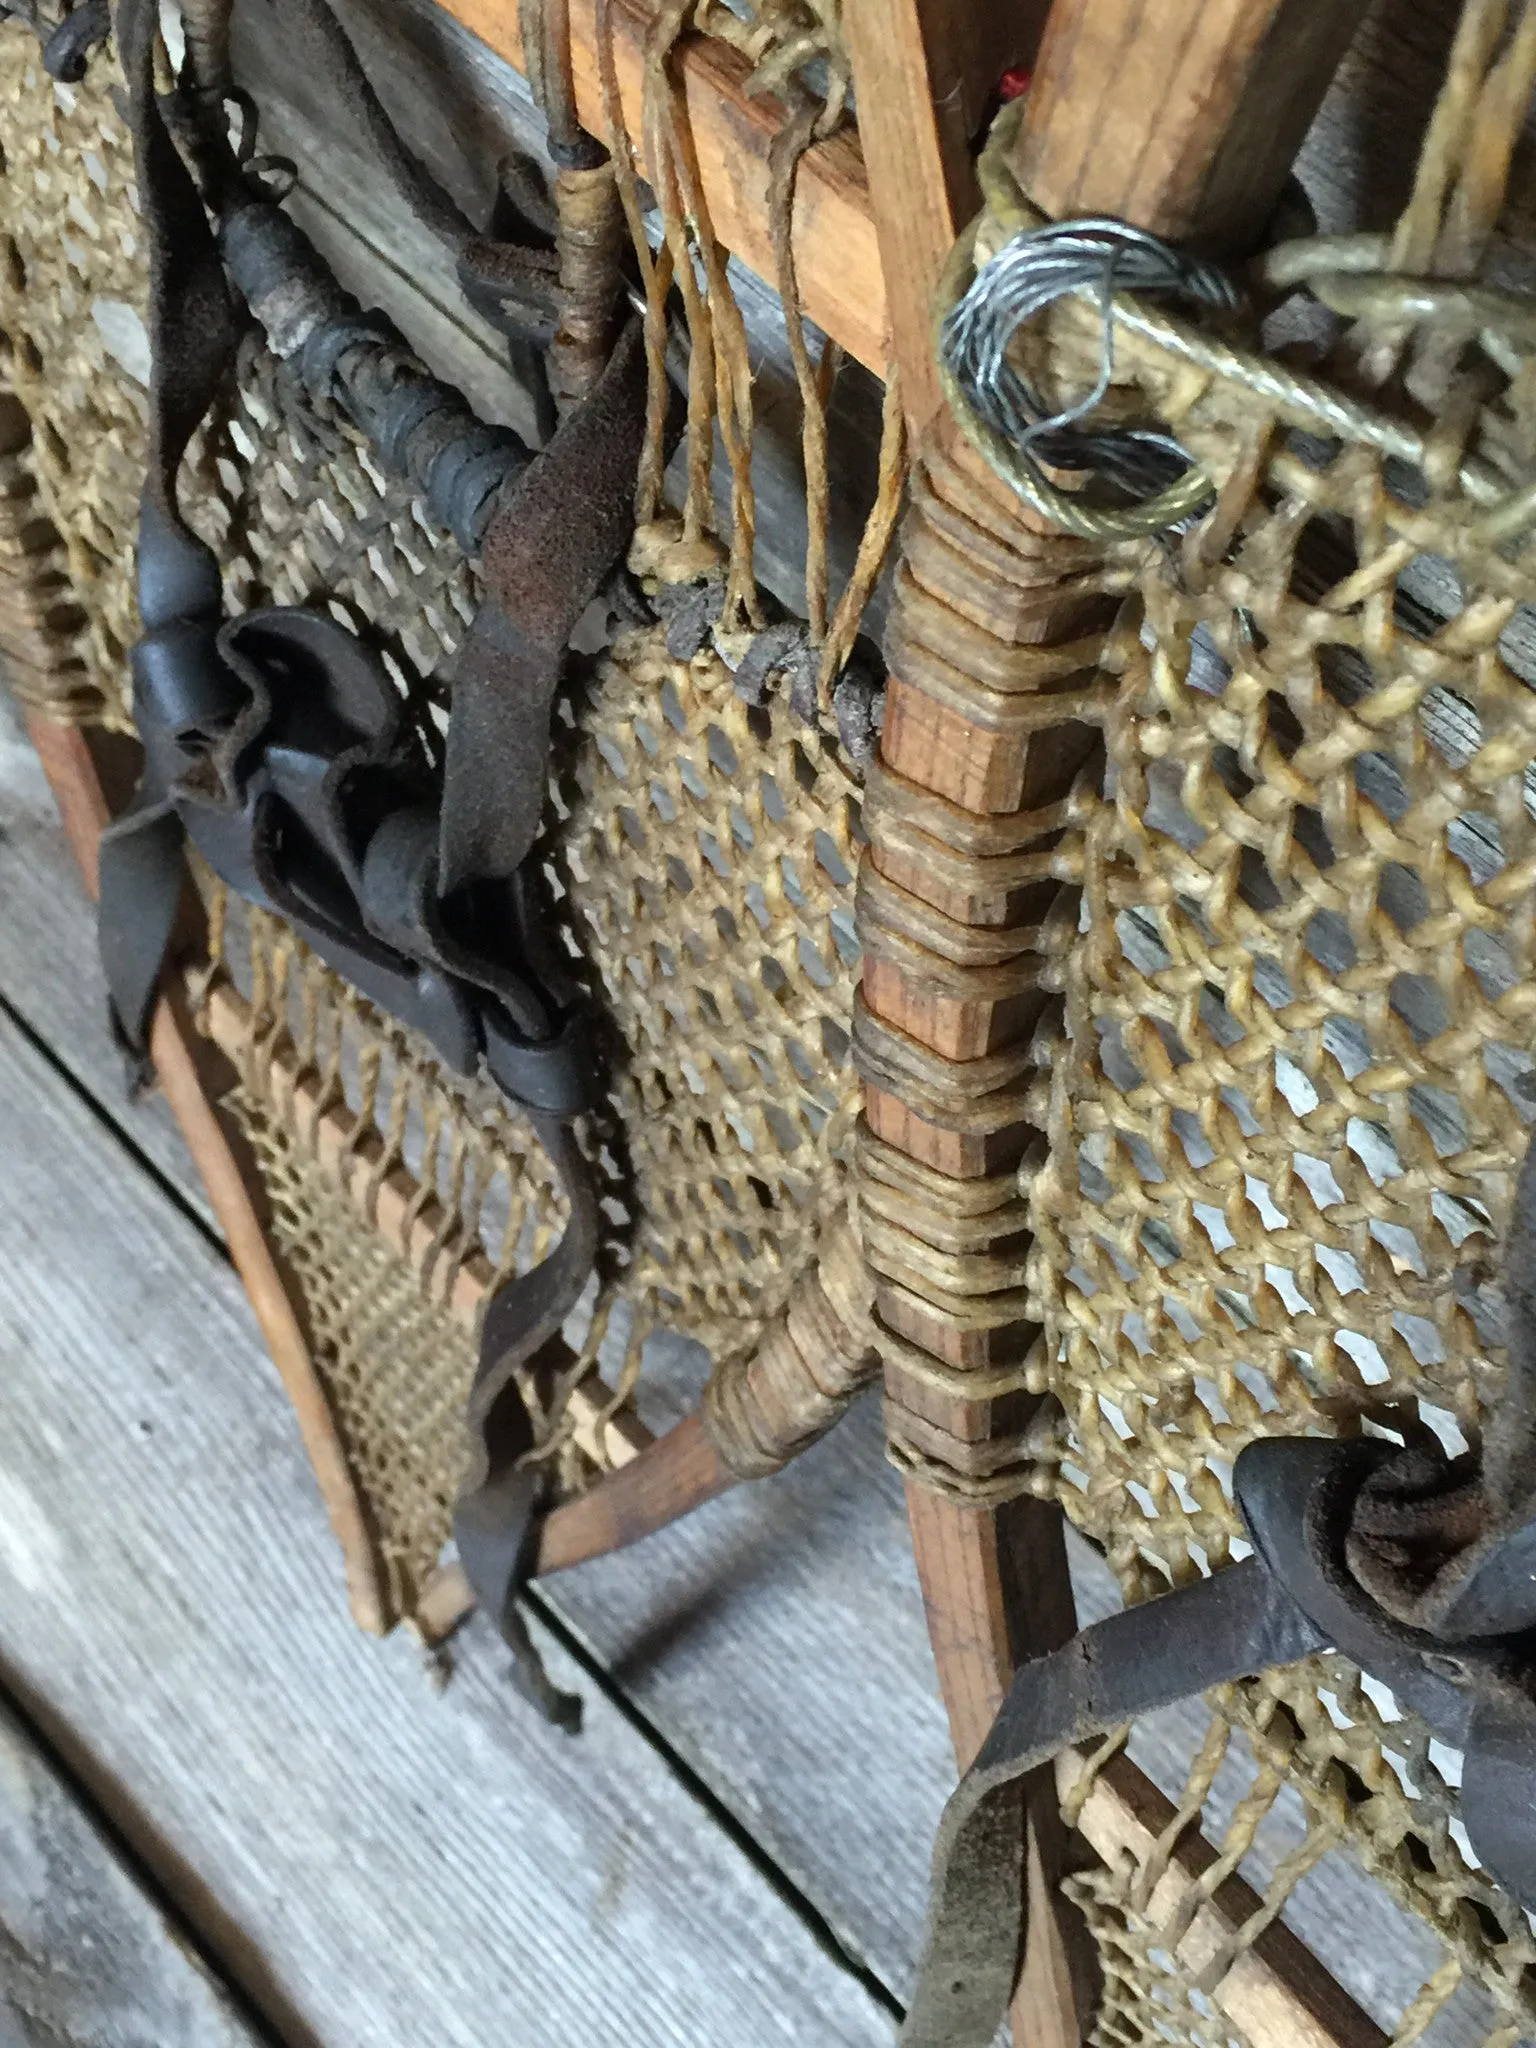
[
  {"xmin": 0, "ymin": 12, "xmax": 890, "ymax": 1618},
  {"xmin": 597, "ymin": 0, "xmax": 906, "ymax": 720},
  {"xmin": 916, "ymin": 0, "xmax": 1536, "ymax": 2036}
]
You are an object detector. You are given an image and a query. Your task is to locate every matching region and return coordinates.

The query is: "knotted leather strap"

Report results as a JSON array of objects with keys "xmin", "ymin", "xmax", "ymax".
[
  {"xmin": 100, "ymin": 0, "xmax": 646, "ymax": 1712},
  {"xmin": 906, "ymin": 1134, "xmax": 1536, "ymax": 2048},
  {"xmin": 454, "ymin": 1115, "xmax": 600, "ymax": 1729},
  {"xmin": 97, "ymin": 0, "xmax": 240, "ymax": 1073}
]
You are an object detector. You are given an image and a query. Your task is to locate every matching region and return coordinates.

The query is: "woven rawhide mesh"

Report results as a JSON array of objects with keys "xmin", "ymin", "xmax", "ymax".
[
  {"xmin": 0, "ymin": 33, "xmax": 139, "ymax": 725},
  {"xmin": 199, "ymin": 616, "xmax": 863, "ymax": 1612},
  {"xmin": 13, "ymin": 0, "xmax": 1536, "ymax": 2040},
  {"xmin": 1063, "ymin": 1668, "xmax": 1535, "ymax": 2046},
  {"xmin": 552, "ymin": 631, "xmax": 863, "ymax": 1363},
  {"xmin": 234, "ymin": 1087, "xmax": 488, "ymax": 1609},
  {"xmin": 949, "ymin": 4, "xmax": 1536, "ymax": 2036},
  {"xmin": 0, "ymin": 15, "xmax": 869, "ymax": 1623}
]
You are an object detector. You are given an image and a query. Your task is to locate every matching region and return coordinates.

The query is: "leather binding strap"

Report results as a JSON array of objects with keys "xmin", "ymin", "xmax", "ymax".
[
  {"xmin": 0, "ymin": 0, "xmax": 114, "ymax": 79},
  {"xmin": 100, "ymin": 0, "xmax": 647, "ymax": 1721},
  {"xmin": 903, "ymin": 1135, "xmax": 1536, "ymax": 2047}
]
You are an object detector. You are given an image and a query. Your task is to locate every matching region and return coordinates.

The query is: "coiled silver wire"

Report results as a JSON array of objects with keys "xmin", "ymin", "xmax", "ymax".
[{"xmin": 940, "ymin": 217, "xmax": 1240, "ymax": 525}]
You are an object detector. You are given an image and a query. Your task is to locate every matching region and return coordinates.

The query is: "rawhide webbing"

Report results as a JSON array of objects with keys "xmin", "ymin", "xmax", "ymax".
[
  {"xmin": 903, "ymin": 1134, "xmax": 1536, "ymax": 2047},
  {"xmin": 99, "ymin": 0, "xmax": 648, "ymax": 1723}
]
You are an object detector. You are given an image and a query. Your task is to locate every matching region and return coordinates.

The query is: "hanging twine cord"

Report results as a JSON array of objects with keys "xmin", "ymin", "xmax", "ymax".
[
  {"xmin": 939, "ymin": 93, "xmax": 1536, "ymax": 542},
  {"xmin": 769, "ymin": 90, "xmax": 838, "ymax": 650},
  {"xmin": 592, "ymin": 0, "xmax": 907, "ymax": 763}
]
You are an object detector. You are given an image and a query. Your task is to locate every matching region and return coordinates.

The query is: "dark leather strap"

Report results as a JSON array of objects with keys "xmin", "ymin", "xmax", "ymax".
[
  {"xmin": 116, "ymin": 0, "xmax": 237, "ymax": 626},
  {"xmin": 908, "ymin": 1355, "xmax": 1536, "ymax": 2046},
  {"xmin": 97, "ymin": 0, "xmax": 240, "ymax": 1064},
  {"xmin": 441, "ymin": 317, "xmax": 647, "ymax": 891},
  {"xmin": 41, "ymin": 0, "xmax": 112, "ymax": 79},
  {"xmin": 454, "ymin": 1116, "xmax": 602, "ymax": 1731},
  {"xmin": 900, "ymin": 1560, "xmax": 1326, "ymax": 2048},
  {"xmin": 96, "ymin": 798, "xmax": 184, "ymax": 1079},
  {"xmin": 1342, "ymin": 1135, "xmax": 1536, "ymax": 1639},
  {"xmin": 100, "ymin": 0, "xmax": 645, "ymax": 1713},
  {"xmin": 260, "ymin": 0, "xmax": 468, "ymax": 249},
  {"xmin": 1239, "ymin": 1434, "xmax": 1536, "ymax": 1914},
  {"xmin": 252, "ymin": 0, "xmax": 567, "ymax": 340}
]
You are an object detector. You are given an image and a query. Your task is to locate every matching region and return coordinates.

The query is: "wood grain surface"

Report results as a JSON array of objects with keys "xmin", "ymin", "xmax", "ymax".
[
  {"xmin": 0, "ymin": 1000, "xmax": 896, "ymax": 2048},
  {"xmin": 1007, "ymin": 0, "xmax": 1371, "ymax": 249},
  {"xmin": 841, "ymin": 0, "xmax": 1046, "ymax": 433},
  {"xmin": 233, "ymin": 0, "xmax": 892, "ymax": 643},
  {"xmin": 427, "ymin": 0, "xmax": 887, "ymax": 371},
  {"xmin": 0, "ymin": 0, "xmax": 1509, "ymax": 2029},
  {"xmin": 0, "ymin": 1696, "xmax": 266, "ymax": 2048}
]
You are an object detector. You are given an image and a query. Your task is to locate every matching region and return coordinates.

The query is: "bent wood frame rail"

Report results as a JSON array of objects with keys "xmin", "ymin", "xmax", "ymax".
[
  {"xmin": 446, "ymin": 0, "xmax": 890, "ymax": 372},
  {"xmin": 841, "ymin": 0, "xmax": 1373, "ymax": 2043},
  {"xmin": 23, "ymin": 713, "xmax": 739, "ymax": 1622},
  {"xmin": 8, "ymin": 0, "xmax": 1404, "ymax": 2037},
  {"xmin": 21, "ymin": 706, "xmax": 1384, "ymax": 2048},
  {"xmin": 839, "ymin": 2, "xmax": 1090, "ymax": 2041},
  {"xmin": 1060, "ymin": 1750, "xmax": 1388, "ymax": 2048},
  {"xmin": 194, "ymin": 975, "xmax": 738, "ymax": 1600},
  {"xmin": 26, "ymin": 713, "xmax": 391, "ymax": 1637}
]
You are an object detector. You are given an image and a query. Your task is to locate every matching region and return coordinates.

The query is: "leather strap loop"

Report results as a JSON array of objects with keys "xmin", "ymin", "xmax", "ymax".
[
  {"xmin": 483, "ymin": 1003, "xmax": 605, "ymax": 1117},
  {"xmin": 902, "ymin": 1558, "xmax": 1326, "ymax": 2048}
]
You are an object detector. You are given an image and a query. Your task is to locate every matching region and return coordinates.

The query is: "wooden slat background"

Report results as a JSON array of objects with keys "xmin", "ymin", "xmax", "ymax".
[{"xmin": 0, "ymin": 657, "xmax": 1492, "ymax": 2048}]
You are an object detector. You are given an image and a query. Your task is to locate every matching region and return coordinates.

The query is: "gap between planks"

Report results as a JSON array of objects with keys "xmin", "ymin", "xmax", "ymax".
[
  {"xmin": 195, "ymin": 1001, "xmax": 1384, "ymax": 2048},
  {"xmin": 0, "ymin": 1000, "xmax": 900, "ymax": 2048},
  {"xmin": 0, "ymin": 694, "xmax": 1425, "ymax": 2045},
  {"xmin": 0, "ymin": 1685, "xmax": 275, "ymax": 2048}
]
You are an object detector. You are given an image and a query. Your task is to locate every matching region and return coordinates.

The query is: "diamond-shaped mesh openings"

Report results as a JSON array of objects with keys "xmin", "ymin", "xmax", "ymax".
[
  {"xmin": 1067, "ymin": 1879, "xmax": 1253, "ymax": 2048},
  {"xmin": 202, "ymin": 617, "xmax": 865, "ymax": 1610},
  {"xmin": 237, "ymin": 1090, "xmax": 481, "ymax": 1616},
  {"xmin": 552, "ymin": 633, "xmax": 863, "ymax": 1366},
  {"xmin": 0, "ymin": 26, "xmax": 865, "ymax": 1631},
  {"xmin": 1025, "ymin": 191, "xmax": 1536, "ymax": 2044},
  {"xmin": 212, "ymin": 344, "xmax": 482, "ymax": 684},
  {"xmin": 1069, "ymin": 1680, "xmax": 1536, "ymax": 2046},
  {"xmin": 1031, "ymin": 435, "xmax": 1536, "ymax": 1562},
  {"xmin": 0, "ymin": 36, "xmax": 150, "ymax": 724},
  {"xmin": 18, "ymin": 12, "xmax": 1536, "ymax": 2038}
]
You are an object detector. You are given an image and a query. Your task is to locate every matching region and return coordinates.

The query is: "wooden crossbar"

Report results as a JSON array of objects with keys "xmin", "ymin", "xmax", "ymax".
[
  {"xmin": 1061, "ymin": 1750, "xmax": 1387, "ymax": 2048},
  {"xmin": 25, "ymin": 701, "xmax": 1384, "ymax": 2048},
  {"xmin": 442, "ymin": 0, "xmax": 890, "ymax": 374}
]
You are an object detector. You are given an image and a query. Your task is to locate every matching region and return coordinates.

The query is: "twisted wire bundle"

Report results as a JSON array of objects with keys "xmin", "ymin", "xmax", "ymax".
[{"xmin": 940, "ymin": 216, "xmax": 1238, "ymax": 528}]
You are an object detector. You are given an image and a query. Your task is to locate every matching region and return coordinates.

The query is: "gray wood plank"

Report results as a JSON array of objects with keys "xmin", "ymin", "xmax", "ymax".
[
  {"xmin": 0, "ymin": 1006, "xmax": 892, "ymax": 2048},
  {"xmin": 0, "ymin": 690, "xmax": 953, "ymax": 1999},
  {"xmin": 3, "ymin": 0, "xmax": 1510, "ymax": 2012},
  {"xmin": 230, "ymin": 0, "xmax": 892, "ymax": 641},
  {"xmin": 0, "ymin": 694, "xmax": 210, "ymax": 1228},
  {"xmin": 0, "ymin": 1695, "xmax": 265, "ymax": 2048}
]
